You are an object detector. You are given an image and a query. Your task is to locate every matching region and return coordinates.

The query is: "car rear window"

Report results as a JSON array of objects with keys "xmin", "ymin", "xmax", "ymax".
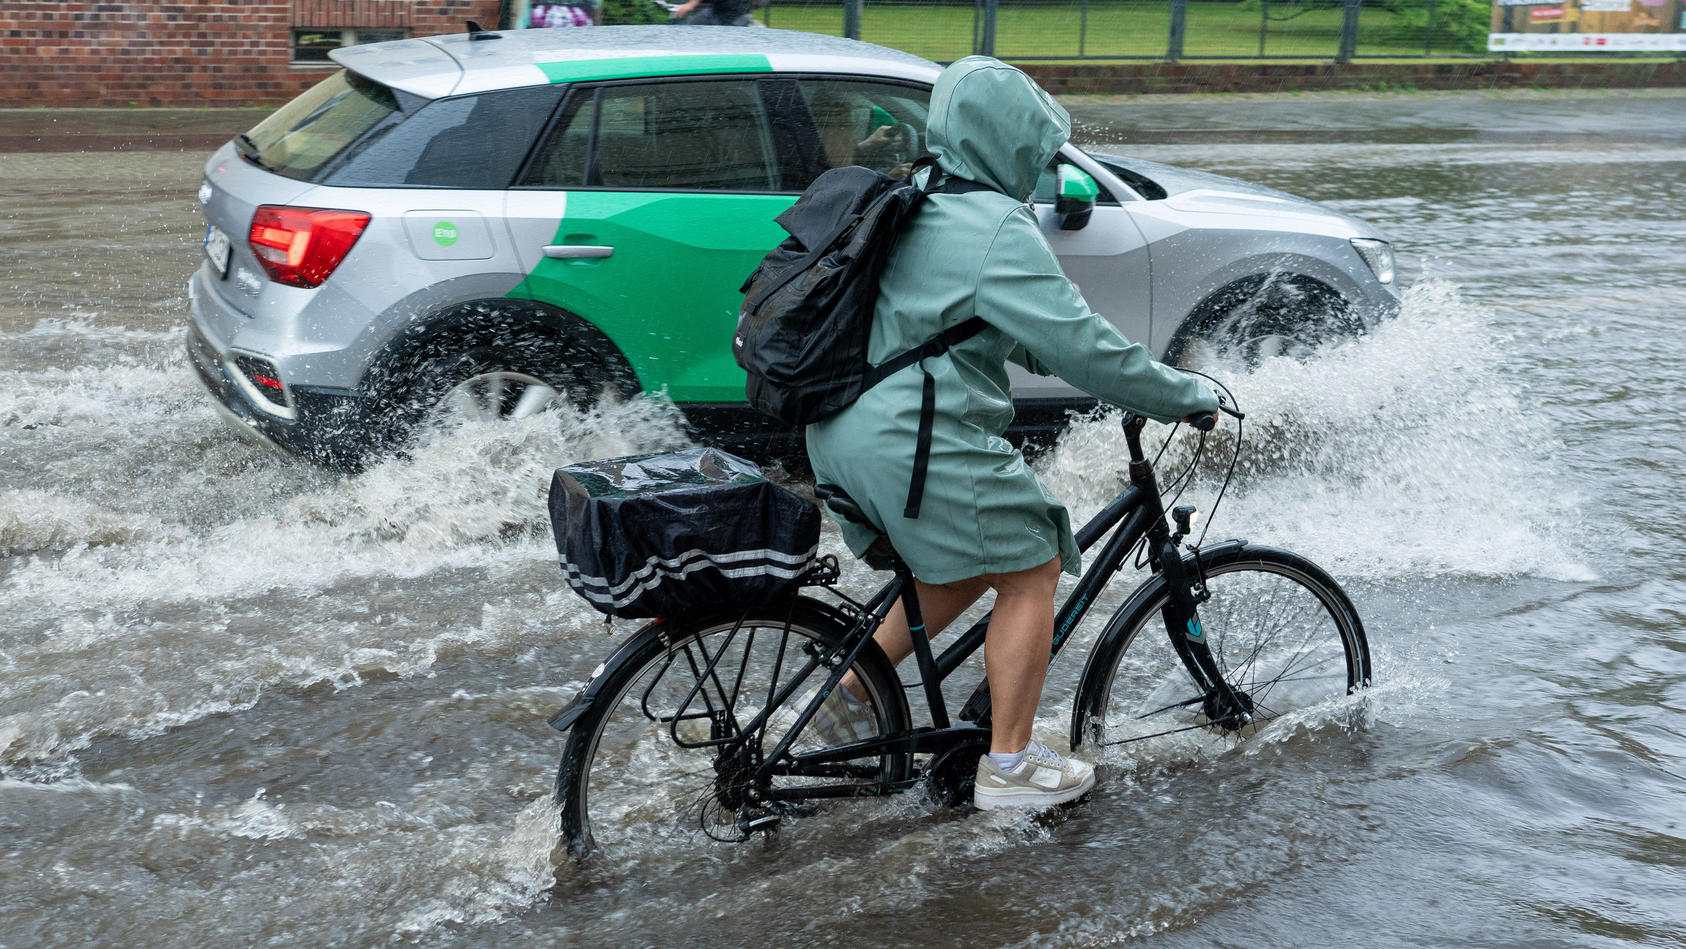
[{"xmin": 243, "ymin": 70, "xmax": 400, "ymax": 182}]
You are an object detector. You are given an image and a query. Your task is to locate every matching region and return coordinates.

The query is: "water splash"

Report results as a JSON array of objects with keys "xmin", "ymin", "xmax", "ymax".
[
  {"xmin": 1039, "ymin": 280, "xmax": 1593, "ymax": 584},
  {"xmin": 2, "ymin": 391, "xmax": 693, "ymax": 612}
]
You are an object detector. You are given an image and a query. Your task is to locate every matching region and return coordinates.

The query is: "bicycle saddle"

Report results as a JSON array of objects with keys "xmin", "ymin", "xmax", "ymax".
[
  {"xmin": 814, "ymin": 484, "xmax": 874, "ymax": 527},
  {"xmin": 814, "ymin": 484, "xmax": 898, "ymax": 571}
]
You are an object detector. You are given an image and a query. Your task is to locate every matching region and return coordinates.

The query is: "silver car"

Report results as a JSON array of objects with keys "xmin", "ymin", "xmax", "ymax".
[{"xmin": 188, "ymin": 26, "xmax": 1400, "ymax": 468}]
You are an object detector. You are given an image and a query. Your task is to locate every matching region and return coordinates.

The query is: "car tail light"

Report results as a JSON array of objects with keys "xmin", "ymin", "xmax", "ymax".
[{"xmin": 248, "ymin": 205, "xmax": 371, "ymax": 289}]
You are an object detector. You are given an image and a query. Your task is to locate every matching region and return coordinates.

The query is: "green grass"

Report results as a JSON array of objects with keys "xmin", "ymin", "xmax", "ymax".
[{"xmin": 762, "ymin": 1, "xmax": 1473, "ymax": 60}]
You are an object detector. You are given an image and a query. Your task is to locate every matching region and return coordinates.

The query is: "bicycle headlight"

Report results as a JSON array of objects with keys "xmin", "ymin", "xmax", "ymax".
[{"xmin": 1351, "ymin": 238, "xmax": 1395, "ymax": 284}]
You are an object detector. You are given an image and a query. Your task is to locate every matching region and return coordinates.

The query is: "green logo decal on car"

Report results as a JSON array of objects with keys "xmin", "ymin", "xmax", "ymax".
[{"xmin": 432, "ymin": 222, "xmax": 459, "ymax": 247}]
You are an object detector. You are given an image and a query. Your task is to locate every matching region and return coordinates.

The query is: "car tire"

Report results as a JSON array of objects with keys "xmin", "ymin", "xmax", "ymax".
[
  {"xmin": 413, "ymin": 341, "xmax": 610, "ymax": 430},
  {"xmin": 1170, "ymin": 275, "xmax": 1364, "ymax": 368}
]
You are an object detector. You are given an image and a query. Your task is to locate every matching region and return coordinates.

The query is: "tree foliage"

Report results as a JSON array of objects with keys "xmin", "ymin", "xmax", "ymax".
[
  {"xmin": 601, "ymin": 0, "xmax": 667, "ymax": 25},
  {"xmin": 1382, "ymin": 0, "xmax": 1490, "ymax": 53}
]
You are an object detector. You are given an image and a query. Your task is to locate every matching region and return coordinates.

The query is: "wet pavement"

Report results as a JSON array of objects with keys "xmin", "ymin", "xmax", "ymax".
[{"xmin": 2, "ymin": 89, "xmax": 1685, "ymax": 947}]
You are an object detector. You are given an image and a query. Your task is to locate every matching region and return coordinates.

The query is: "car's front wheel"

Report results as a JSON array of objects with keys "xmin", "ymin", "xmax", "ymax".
[{"xmin": 1173, "ymin": 275, "xmax": 1366, "ymax": 368}]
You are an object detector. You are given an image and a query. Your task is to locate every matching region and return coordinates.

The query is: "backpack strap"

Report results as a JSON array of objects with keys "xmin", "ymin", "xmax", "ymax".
[
  {"xmin": 916, "ymin": 157, "xmax": 994, "ymax": 198},
  {"xmin": 861, "ymin": 316, "xmax": 989, "ymax": 519},
  {"xmin": 933, "ymin": 175, "xmax": 994, "ymax": 196}
]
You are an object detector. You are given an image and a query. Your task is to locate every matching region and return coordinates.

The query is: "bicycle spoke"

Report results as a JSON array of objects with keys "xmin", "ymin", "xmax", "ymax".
[
  {"xmin": 1099, "ymin": 718, "xmax": 1232, "ymax": 746},
  {"xmin": 1251, "ymin": 654, "xmax": 1345, "ymax": 710},
  {"xmin": 1239, "ymin": 631, "xmax": 1340, "ymax": 698},
  {"xmin": 1225, "ymin": 591, "xmax": 1304, "ymax": 685},
  {"xmin": 1230, "ymin": 596, "xmax": 1325, "ymax": 691},
  {"xmin": 1253, "ymin": 651, "xmax": 1343, "ymax": 690},
  {"xmin": 1134, "ymin": 694, "xmax": 1205, "ymax": 720}
]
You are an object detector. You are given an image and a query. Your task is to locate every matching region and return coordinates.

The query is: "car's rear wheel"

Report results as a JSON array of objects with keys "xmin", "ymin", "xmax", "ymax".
[
  {"xmin": 434, "ymin": 370, "xmax": 563, "ymax": 423},
  {"xmin": 417, "ymin": 344, "xmax": 604, "ymax": 432}
]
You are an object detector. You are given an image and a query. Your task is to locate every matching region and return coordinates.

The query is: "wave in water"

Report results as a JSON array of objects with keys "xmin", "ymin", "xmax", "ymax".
[{"xmin": 1038, "ymin": 280, "xmax": 1593, "ymax": 584}]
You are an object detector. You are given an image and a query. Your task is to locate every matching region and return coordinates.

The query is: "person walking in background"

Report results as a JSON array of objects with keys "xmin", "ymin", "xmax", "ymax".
[
  {"xmin": 668, "ymin": 0, "xmax": 755, "ymax": 26},
  {"xmin": 522, "ymin": 0, "xmax": 601, "ymax": 27}
]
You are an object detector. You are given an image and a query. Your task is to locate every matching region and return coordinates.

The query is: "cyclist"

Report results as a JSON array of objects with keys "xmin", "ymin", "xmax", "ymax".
[{"xmin": 805, "ymin": 57, "xmax": 1218, "ymax": 811}]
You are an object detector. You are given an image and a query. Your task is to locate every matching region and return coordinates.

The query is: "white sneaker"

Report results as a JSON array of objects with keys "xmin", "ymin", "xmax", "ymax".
[{"xmin": 972, "ymin": 739, "xmax": 1096, "ymax": 811}]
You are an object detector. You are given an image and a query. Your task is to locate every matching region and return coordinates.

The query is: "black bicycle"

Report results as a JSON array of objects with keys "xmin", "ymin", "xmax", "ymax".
[{"xmin": 549, "ymin": 399, "xmax": 1371, "ymax": 856}]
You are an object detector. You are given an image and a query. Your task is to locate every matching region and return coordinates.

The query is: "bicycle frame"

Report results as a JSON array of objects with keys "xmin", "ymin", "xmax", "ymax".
[{"xmin": 753, "ymin": 413, "xmax": 1251, "ymax": 798}]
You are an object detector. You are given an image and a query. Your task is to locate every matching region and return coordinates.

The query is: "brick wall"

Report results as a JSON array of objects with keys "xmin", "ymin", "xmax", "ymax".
[
  {"xmin": 0, "ymin": 1, "xmax": 504, "ymax": 108},
  {"xmin": 4, "ymin": 5, "xmax": 1682, "ymax": 108}
]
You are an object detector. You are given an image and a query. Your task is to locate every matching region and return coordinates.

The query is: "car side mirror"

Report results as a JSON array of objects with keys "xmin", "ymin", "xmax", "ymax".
[{"xmin": 1055, "ymin": 165, "xmax": 1098, "ymax": 231}]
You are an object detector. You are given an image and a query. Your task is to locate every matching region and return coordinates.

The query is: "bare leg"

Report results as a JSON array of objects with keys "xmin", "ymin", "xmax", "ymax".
[
  {"xmin": 839, "ymin": 575, "xmax": 989, "ymax": 702},
  {"xmin": 871, "ymin": 576, "xmax": 992, "ymax": 667},
  {"xmin": 839, "ymin": 556, "xmax": 1063, "ymax": 756},
  {"xmin": 980, "ymin": 556, "xmax": 1062, "ymax": 754}
]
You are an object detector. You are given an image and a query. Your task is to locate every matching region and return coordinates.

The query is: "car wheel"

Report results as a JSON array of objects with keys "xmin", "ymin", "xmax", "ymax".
[
  {"xmin": 1174, "ymin": 275, "xmax": 1363, "ymax": 368},
  {"xmin": 432, "ymin": 369, "xmax": 567, "ymax": 425},
  {"xmin": 419, "ymin": 345, "xmax": 601, "ymax": 430}
]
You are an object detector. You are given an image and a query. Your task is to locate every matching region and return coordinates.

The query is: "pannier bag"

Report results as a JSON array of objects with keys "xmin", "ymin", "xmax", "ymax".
[{"xmin": 548, "ymin": 448, "xmax": 820, "ymax": 619}]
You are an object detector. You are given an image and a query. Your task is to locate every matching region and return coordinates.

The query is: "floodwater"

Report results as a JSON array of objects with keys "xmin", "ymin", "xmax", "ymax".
[{"xmin": 2, "ymin": 90, "xmax": 1684, "ymax": 947}]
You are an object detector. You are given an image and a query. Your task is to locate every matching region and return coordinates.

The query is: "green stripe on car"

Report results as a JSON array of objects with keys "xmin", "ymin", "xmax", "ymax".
[{"xmin": 535, "ymin": 54, "xmax": 773, "ymax": 84}]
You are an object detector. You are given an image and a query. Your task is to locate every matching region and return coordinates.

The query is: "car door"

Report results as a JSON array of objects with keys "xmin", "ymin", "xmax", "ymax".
[
  {"xmin": 505, "ymin": 78, "xmax": 793, "ymax": 404},
  {"xmin": 1016, "ymin": 151, "xmax": 1156, "ymax": 402}
]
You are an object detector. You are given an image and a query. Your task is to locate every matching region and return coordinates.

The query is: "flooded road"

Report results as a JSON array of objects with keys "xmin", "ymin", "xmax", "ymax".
[{"xmin": 2, "ymin": 90, "xmax": 1684, "ymax": 947}]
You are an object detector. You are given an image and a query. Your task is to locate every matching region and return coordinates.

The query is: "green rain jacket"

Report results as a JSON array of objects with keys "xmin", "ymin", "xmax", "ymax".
[{"xmin": 805, "ymin": 57, "xmax": 1219, "ymax": 584}]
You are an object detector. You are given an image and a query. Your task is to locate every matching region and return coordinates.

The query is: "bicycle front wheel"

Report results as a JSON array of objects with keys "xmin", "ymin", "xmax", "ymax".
[
  {"xmin": 1073, "ymin": 544, "xmax": 1370, "ymax": 752},
  {"xmin": 557, "ymin": 597, "xmax": 910, "ymax": 858}
]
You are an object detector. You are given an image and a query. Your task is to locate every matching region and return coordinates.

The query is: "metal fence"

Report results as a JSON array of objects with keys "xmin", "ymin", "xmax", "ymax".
[{"xmin": 757, "ymin": 0, "xmax": 1563, "ymax": 61}]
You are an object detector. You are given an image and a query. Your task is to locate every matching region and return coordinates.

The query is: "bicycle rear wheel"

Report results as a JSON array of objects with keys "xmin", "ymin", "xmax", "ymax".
[
  {"xmin": 557, "ymin": 598, "xmax": 910, "ymax": 858},
  {"xmin": 1073, "ymin": 544, "xmax": 1370, "ymax": 753}
]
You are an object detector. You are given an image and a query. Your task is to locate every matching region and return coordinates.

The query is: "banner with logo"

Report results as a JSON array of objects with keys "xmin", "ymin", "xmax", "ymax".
[{"xmin": 1489, "ymin": 0, "xmax": 1686, "ymax": 51}]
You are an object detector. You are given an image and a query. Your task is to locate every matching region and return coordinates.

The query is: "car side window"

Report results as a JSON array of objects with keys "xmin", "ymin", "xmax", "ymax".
[
  {"xmin": 523, "ymin": 79, "xmax": 778, "ymax": 192},
  {"xmin": 522, "ymin": 92, "xmax": 594, "ymax": 188},
  {"xmin": 787, "ymin": 79, "xmax": 932, "ymax": 190},
  {"xmin": 324, "ymin": 84, "xmax": 563, "ymax": 189}
]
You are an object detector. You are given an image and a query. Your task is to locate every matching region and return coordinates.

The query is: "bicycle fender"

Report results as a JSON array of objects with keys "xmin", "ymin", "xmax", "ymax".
[
  {"xmin": 548, "ymin": 619, "xmax": 673, "ymax": 732},
  {"xmin": 1068, "ymin": 537, "xmax": 1250, "ymax": 751}
]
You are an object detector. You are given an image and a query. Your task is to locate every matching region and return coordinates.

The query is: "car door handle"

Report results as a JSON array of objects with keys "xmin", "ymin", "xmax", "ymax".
[{"xmin": 543, "ymin": 244, "xmax": 614, "ymax": 259}]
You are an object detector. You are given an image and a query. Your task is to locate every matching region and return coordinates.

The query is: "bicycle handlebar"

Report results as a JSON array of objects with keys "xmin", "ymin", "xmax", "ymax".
[
  {"xmin": 1124, "ymin": 400, "xmax": 1244, "ymax": 436},
  {"xmin": 1187, "ymin": 403, "xmax": 1244, "ymax": 432}
]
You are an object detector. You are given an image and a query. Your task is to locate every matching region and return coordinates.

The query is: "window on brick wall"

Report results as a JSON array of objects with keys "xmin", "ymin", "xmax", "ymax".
[{"xmin": 291, "ymin": 28, "xmax": 410, "ymax": 64}]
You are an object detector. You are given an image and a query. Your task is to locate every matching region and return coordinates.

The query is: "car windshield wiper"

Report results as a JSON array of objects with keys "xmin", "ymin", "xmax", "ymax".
[{"xmin": 234, "ymin": 133, "xmax": 269, "ymax": 169}]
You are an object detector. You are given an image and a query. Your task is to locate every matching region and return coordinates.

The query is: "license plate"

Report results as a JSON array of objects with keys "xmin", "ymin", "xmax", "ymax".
[{"xmin": 204, "ymin": 224, "xmax": 231, "ymax": 278}]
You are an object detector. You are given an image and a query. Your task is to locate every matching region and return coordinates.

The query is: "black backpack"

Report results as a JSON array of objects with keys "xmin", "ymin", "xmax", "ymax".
[{"xmin": 733, "ymin": 159, "xmax": 987, "ymax": 518}]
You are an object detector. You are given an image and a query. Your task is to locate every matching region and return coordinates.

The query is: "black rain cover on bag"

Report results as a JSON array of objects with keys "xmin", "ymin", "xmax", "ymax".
[{"xmin": 549, "ymin": 448, "xmax": 820, "ymax": 619}]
